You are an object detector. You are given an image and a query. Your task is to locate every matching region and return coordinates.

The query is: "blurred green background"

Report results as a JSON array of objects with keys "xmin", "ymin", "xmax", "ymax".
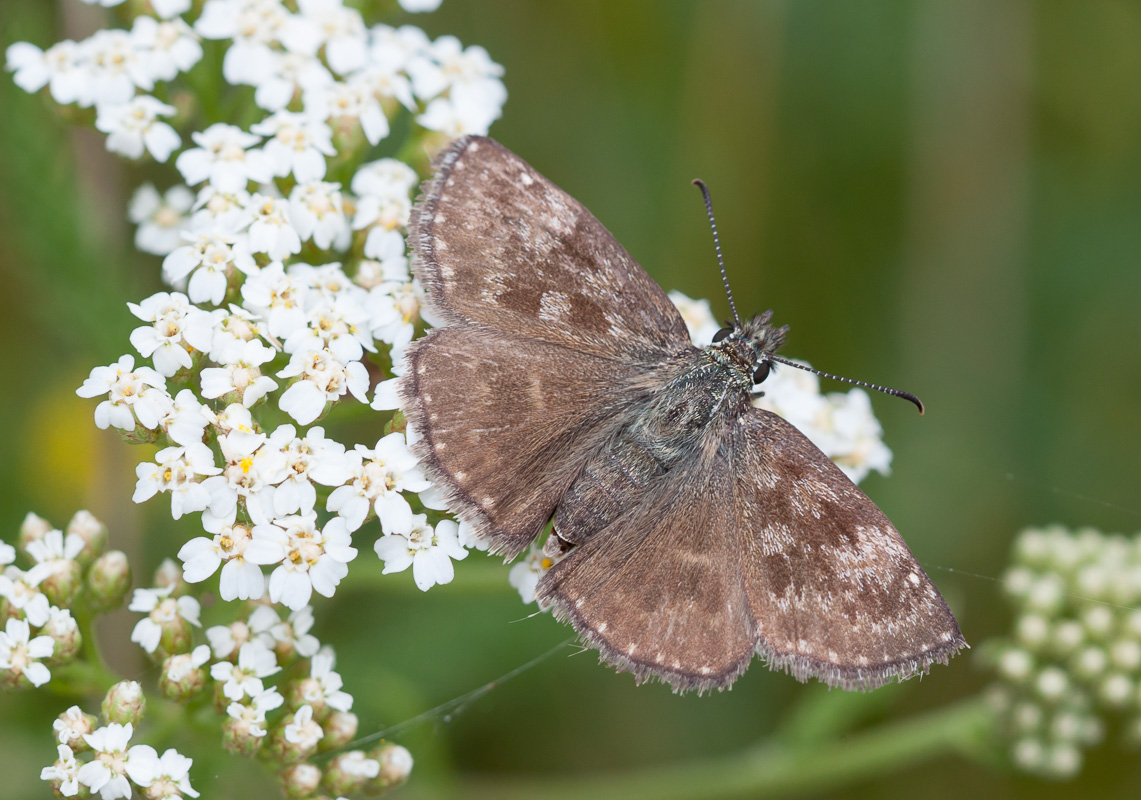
[{"xmin": 3, "ymin": 1, "xmax": 1141, "ymax": 798}]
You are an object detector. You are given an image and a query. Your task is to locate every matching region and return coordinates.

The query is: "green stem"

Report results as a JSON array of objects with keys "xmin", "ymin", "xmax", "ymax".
[
  {"xmin": 50, "ymin": 604, "xmax": 119, "ymax": 696},
  {"xmin": 448, "ymin": 696, "xmax": 992, "ymax": 800}
]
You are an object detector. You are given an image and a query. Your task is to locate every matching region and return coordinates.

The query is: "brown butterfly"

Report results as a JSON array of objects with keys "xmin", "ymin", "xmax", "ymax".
[{"xmin": 399, "ymin": 135, "xmax": 965, "ymax": 692}]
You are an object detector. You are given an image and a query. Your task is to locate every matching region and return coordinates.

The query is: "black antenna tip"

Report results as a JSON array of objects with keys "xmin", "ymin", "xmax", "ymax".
[{"xmin": 901, "ymin": 392, "xmax": 925, "ymax": 415}]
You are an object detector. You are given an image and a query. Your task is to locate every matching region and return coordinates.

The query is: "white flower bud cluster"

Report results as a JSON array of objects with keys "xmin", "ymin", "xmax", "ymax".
[
  {"xmin": 0, "ymin": 512, "xmax": 116, "ymax": 690},
  {"xmin": 985, "ymin": 525, "xmax": 1141, "ymax": 778},
  {"xmin": 6, "ymin": 0, "xmax": 509, "ymax": 792},
  {"xmin": 668, "ymin": 290, "xmax": 894, "ymax": 484},
  {"xmin": 4, "ymin": 0, "xmax": 508, "ymax": 616},
  {"xmin": 42, "ymin": 689, "xmax": 197, "ymax": 799}
]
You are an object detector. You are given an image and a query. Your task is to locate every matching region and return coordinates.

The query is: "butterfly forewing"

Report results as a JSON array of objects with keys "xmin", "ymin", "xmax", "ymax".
[
  {"xmin": 402, "ymin": 326, "xmax": 643, "ymax": 557},
  {"xmin": 403, "ymin": 136, "xmax": 690, "ymax": 556},
  {"xmin": 409, "ymin": 136, "xmax": 692, "ymax": 360},
  {"xmin": 730, "ymin": 409, "xmax": 966, "ymax": 690}
]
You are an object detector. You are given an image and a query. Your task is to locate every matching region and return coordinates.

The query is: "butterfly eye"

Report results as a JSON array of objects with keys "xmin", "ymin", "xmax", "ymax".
[
  {"xmin": 753, "ymin": 361, "xmax": 771, "ymax": 384},
  {"xmin": 712, "ymin": 327, "xmax": 733, "ymax": 343}
]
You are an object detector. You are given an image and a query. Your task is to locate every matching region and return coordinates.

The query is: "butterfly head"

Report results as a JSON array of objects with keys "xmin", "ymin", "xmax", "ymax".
[{"xmin": 710, "ymin": 310, "xmax": 789, "ymax": 385}]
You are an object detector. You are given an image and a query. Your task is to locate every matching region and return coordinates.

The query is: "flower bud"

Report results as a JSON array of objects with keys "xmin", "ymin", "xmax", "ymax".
[
  {"xmin": 321, "ymin": 710, "xmax": 358, "ymax": 751},
  {"xmin": 40, "ymin": 559, "xmax": 83, "ymax": 609},
  {"xmin": 280, "ymin": 763, "xmax": 321, "ymax": 798},
  {"xmin": 1034, "ymin": 667, "xmax": 1069, "ymax": 704},
  {"xmin": 322, "ymin": 750, "xmax": 378, "ymax": 796},
  {"xmin": 1015, "ymin": 614, "xmax": 1050, "ymax": 650},
  {"xmin": 1098, "ymin": 673, "xmax": 1133, "ymax": 708},
  {"xmin": 384, "ymin": 410, "xmax": 407, "ymax": 437},
  {"xmin": 997, "ymin": 648, "xmax": 1035, "ymax": 684},
  {"xmin": 153, "ymin": 558, "xmax": 187, "ymax": 596},
  {"xmin": 1071, "ymin": 646, "xmax": 1107, "ymax": 680},
  {"xmin": 18, "ymin": 512, "xmax": 52, "ymax": 553},
  {"xmin": 1111, "ymin": 640, "xmax": 1141, "ymax": 671},
  {"xmin": 287, "ymin": 676, "xmax": 328, "ymax": 718},
  {"xmin": 222, "ymin": 714, "xmax": 265, "ymax": 758},
  {"xmin": 160, "ymin": 645, "xmax": 210, "ymax": 701},
  {"xmin": 54, "ymin": 706, "xmax": 97, "ymax": 751},
  {"xmin": 1050, "ymin": 620, "xmax": 1084, "ymax": 657},
  {"xmin": 367, "ymin": 742, "xmax": 413, "ymax": 793},
  {"xmin": 1011, "ymin": 702, "xmax": 1042, "ymax": 733},
  {"xmin": 1081, "ymin": 606, "xmax": 1114, "ymax": 641},
  {"xmin": 66, "ymin": 510, "xmax": 107, "ymax": 566},
  {"xmin": 1011, "ymin": 737, "xmax": 1044, "ymax": 772},
  {"xmin": 268, "ymin": 705, "xmax": 323, "ymax": 764},
  {"xmin": 1044, "ymin": 743, "xmax": 1082, "ymax": 778},
  {"xmin": 87, "ymin": 550, "xmax": 131, "ymax": 610},
  {"xmin": 43, "ymin": 607, "xmax": 82, "ymax": 664},
  {"xmin": 103, "ymin": 680, "xmax": 146, "ymax": 726},
  {"xmin": 155, "ymin": 614, "xmax": 194, "ymax": 659}
]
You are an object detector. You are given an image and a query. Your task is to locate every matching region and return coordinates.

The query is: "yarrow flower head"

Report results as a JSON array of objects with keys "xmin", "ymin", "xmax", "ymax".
[
  {"xmin": 129, "ymin": 585, "xmax": 201, "ymax": 655},
  {"xmin": 0, "ymin": 617, "xmax": 54, "ymax": 688},
  {"xmin": 508, "ymin": 542, "xmax": 564, "ymax": 605},
  {"xmin": 375, "ymin": 514, "xmax": 467, "ymax": 591},
  {"xmin": 12, "ymin": 0, "xmax": 514, "ymax": 792},
  {"xmin": 211, "ymin": 639, "xmax": 280, "ymax": 702}
]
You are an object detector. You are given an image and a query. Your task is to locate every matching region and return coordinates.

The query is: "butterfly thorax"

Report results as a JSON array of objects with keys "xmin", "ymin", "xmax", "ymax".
[{"xmin": 551, "ymin": 316, "xmax": 786, "ymax": 550}]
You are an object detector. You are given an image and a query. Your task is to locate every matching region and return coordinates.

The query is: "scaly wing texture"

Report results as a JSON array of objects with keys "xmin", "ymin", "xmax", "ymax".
[
  {"xmin": 408, "ymin": 136, "xmax": 692, "ymax": 360},
  {"xmin": 537, "ymin": 408, "xmax": 965, "ymax": 693},
  {"xmin": 403, "ymin": 136, "xmax": 694, "ymax": 556},
  {"xmin": 401, "ymin": 326, "xmax": 644, "ymax": 558},
  {"xmin": 730, "ymin": 408, "xmax": 966, "ymax": 690},
  {"xmin": 538, "ymin": 437, "xmax": 759, "ymax": 693}
]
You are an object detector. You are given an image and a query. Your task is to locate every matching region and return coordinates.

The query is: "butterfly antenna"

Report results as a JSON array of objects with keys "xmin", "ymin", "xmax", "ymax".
[
  {"xmin": 692, "ymin": 179, "xmax": 742, "ymax": 329},
  {"xmin": 768, "ymin": 354, "xmax": 925, "ymax": 414}
]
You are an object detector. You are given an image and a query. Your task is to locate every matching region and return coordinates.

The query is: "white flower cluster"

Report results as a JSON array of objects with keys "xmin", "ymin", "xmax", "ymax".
[
  {"xmin": 985, "ymin": 525, "xmax": 1141, "ymax": 778},
  {"xmin": 669, "ymin": 290, "xmax": 893, "ymax": 484},
  {"xmin": 6, "ymin": 0, "xmax": 504, "ymax": 169},
  {"xmin": 42, "ymin": 717, "xmax": 198, "ymax": 800},
  {"xmin": 0, "ymin": 513, "xmax": 104, "ymax": 690},
  {"xmin": 4, "ymin": 0, "xmax": 514, "ymax": 603}
]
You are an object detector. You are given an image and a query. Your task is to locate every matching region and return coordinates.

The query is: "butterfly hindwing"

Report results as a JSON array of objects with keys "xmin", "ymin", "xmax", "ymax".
[
  {"xmin": 409, "ymin": 136, "xmax": 692, "ymax": 361},
  {"xmin": 729, "ymin": 408, "xmax": 966, "ymax": 690},
  {"xmin": 537, "ymin": 435, "xmax": 758, "ymax": 692},
  {"xmin": 537, "ymin": 406, "xmax": 965, "ymax": 692}
]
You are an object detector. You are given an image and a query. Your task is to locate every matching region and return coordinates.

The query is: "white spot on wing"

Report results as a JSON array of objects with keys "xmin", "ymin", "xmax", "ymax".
[
  {"xmin": 520, "ymin": 172, "xmax": 534, "ymax": 186},
  {"xmin": 539, "ymin": 290, "xmax": 572, "ymax": 321}
]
